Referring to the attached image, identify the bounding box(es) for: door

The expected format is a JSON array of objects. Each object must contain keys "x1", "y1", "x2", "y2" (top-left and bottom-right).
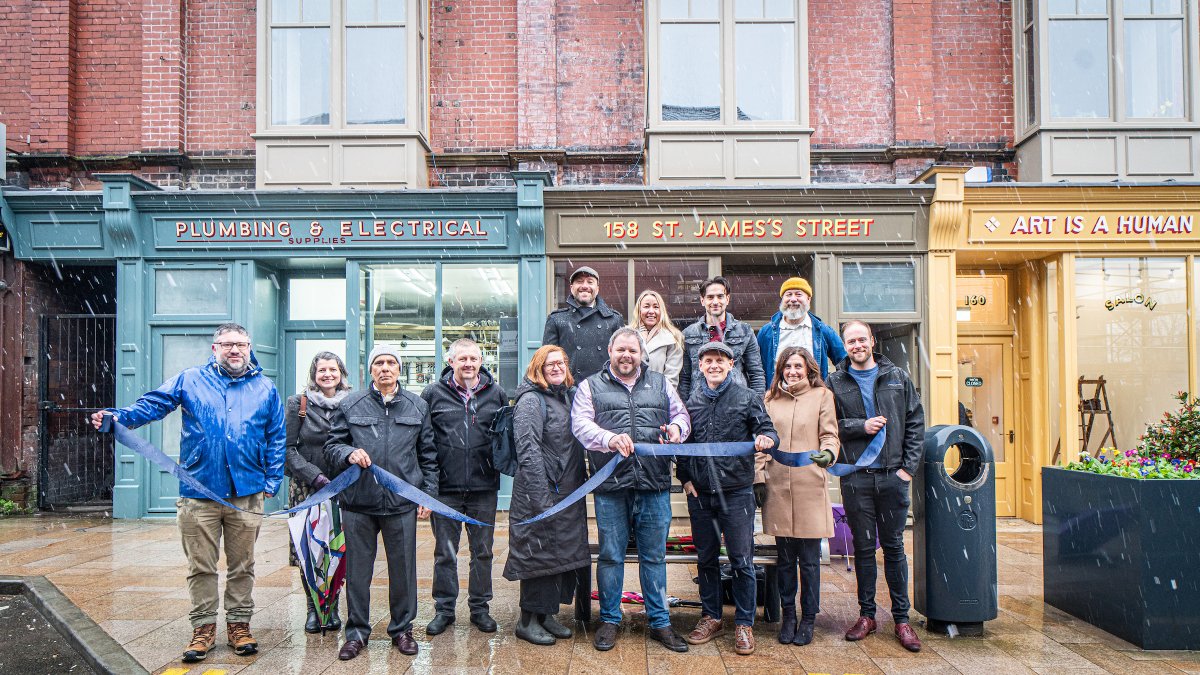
[{"x1": 958, "y1": 338, "x2": 1016, "y2": 517}]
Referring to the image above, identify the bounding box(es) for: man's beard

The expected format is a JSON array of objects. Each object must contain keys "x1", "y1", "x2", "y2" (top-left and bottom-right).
[
  {"x1": 219, "y1": 357, "x2": 248, "y2": 376},
  {"x1": 779, "y1": 301, "x2": 807, "y2": 323}
]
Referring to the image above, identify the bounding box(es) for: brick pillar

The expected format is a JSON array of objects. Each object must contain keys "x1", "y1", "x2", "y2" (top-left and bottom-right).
[
  {"x1": 893, "y1": 0, "x2": 935, "y2": 144},
  {"x1": 142, "y1": 0, "x2": 186, "y2": 153},
  {"x1": 517, "y1": 0, "x2": 558, "y2": 149},
  {"x1": 29, "y1": 0, "x2": 75, "y2": 154}
]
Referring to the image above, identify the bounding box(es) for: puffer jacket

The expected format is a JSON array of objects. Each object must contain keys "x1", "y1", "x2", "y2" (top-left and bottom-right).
[
  {"x1": 542, "y1": 296, "x2": 625, "y2": 382},
  {"x1": 324, "y1": 385, "x2": 439, "y2": 515},
  {"x1": 826, "y1": 354, "x2": 925, "y2": 477},
  {"x1": 110, "y1": 353, "x2": 285, "y2": 500},
  {"x1": 678, "y1": 380, "x2": 778, "y2": 493},
  {"x1": 503, "y1": 378, "x2": 590, "y2": 581},
  {"x1": 678, "y1": 313, "x2": 767, "y2": 397},
  {"x1": 580, "y1": 364, "x2": 676, "y2": 493},
  {"x1": 420, "y1": 366, "x2": 507, "y2": 493}
]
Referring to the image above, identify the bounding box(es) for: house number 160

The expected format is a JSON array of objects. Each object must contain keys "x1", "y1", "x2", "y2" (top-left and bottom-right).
[{"x1": 964, "y1": 294, "x2": 987, "y2": 306}]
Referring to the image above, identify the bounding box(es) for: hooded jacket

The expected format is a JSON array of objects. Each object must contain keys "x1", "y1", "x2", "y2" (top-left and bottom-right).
[
  {"x1": 420, "y1": 365, "x2": 507, "y2": 493},
  {"x1": 109, "y1": 353, "x2": 286, "y2": 500},
  {"x1": 826, "y1": 354, "x2": 925, "y2": 477},
  {"x1": 542, "y1": 296, "x2": 625, "y2": 382},
  {"x1": 756, "y1": 310, "x2": 846, "y2": 382}
]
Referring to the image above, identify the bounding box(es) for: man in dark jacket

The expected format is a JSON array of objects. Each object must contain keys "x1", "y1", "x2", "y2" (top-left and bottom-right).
[
  {"x1": 678, "y1": 341, "x2": 778, "y2": 656},
  {"x1": 571, "y1": 327, "x2": 692, "y2": 653},
  {"x1": 826, "y1": 320, "x2": 926, "y2": 653},
  {"x1": 324, "y1": 344, "x2": 438, "y2": 660},
  {"x1": 420, "y1": 338, "x2": 508, "y2": 635},
  {"x1": 543, "y1": 265, "x2": 625, "y2": 382},
  {"x1": 757, "y1": 276, "x2": 846, "y2": 382},
  {"x1": 679, "y1": 276, "x2": 766, "y2": 397}
]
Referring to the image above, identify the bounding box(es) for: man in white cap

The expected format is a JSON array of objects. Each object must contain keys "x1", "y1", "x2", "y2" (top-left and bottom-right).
[
  {"x1": 325, "y1": 344, "x2": 439, "y2": 660},
  {"x1": 543, "y1": 265, "x2": 625, "y2": 382}
]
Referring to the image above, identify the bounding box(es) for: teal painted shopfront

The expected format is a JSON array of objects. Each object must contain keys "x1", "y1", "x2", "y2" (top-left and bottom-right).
[{"x1": 1, "y1": 173, "x2": 550, "y2": 518}]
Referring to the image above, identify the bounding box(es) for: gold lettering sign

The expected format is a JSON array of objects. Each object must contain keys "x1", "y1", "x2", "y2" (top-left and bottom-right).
[{"x1": 554, "y1": 213, "x2": 916, "y2": 247}]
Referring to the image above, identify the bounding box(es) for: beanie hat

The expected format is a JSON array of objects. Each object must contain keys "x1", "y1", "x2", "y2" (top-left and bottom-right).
[
  {"x1": 779, "y1": 277, "x2": 813, "y2": 298},
  {"x1": 368, "y1": 343, "x2": 403, "y2": 367}
]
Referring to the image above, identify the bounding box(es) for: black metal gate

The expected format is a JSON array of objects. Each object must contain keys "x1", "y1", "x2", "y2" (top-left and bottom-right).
[{"x1": 38, "y1": 314, "x2": 116, "y2": 509}]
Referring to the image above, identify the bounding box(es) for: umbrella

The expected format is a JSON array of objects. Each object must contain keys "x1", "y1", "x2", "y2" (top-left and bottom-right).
[{"x1": 288, "y1": 501, "x2": 347, "y2": 630}]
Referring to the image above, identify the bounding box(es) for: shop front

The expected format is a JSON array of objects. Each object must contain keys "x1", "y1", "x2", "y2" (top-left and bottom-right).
[
  {"x1": 1, "y1": 173, "x2": 550, "y2": 518},
  {"x1": 925, "y1": 168, "x2": 1200, "y2": 523},
  {"x1": 545, "y1": 185, "x2": 933, "y2": 511}
]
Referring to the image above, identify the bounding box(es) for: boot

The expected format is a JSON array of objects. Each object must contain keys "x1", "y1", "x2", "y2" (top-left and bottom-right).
[
  {"x1": 515, "y1": 610, "x2": 556, "y2": 646},
  {"x1": 323, "y1": 595, "x2": 342, "y2": 632},
  {"x1": 778, "y1": 606, "x2": 797, "y2": 644},
  {"x1": 304, "y1": 593, "x2": 321, "y2": 634},
  {"x1": 539, "y1": 613, "x2": 573, "y2": 639}
]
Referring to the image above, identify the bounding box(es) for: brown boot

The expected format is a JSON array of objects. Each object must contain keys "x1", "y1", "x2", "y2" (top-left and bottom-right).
[
  {"x1": 182, "y1": 623, "x2": 216, "y2": 663},
  {"x1": 685, "y1": 616, "x2": 725, "y2": 645},
  {"x1": 227, "y1": 621, "x2": 259, "y2": 656},
  {"x1": 734, "y1": 625, "x2": 755, "y2": 655}
]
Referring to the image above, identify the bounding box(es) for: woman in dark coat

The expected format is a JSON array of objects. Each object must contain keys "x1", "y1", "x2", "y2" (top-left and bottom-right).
[
  {"x1": 503, "y1": 345, "x2": 590, "y2": 645},
  {"x1": 285, "y1": 351, "x2": 351, "y2": 634}
]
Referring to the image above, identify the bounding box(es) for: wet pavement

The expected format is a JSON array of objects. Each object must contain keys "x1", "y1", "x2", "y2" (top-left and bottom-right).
[
  {"x1": 0, "y1": 515, "x2": 1197, "y2": 675},
  {"x1": 0, "y1": 593, "x2": 96, "y2": 673}
]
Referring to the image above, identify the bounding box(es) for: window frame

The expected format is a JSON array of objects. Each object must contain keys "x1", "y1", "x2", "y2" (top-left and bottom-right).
[
  {"x1": 257, "y1": 0, "x2": 428, "y2": 136},
  {"x1": 1016, "y1": 0, "x2": 1200, "y2": 141},
  {"x1": 646, "y1": 0, "x2": 810, "y2": 133}
]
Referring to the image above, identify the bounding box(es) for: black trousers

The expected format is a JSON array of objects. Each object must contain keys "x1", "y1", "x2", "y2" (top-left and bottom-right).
[
  {"x1": 342, "y1": 509, "x2": 416, "y2": 641},
  {"x1": 519, "y1": 570, "x2": 579, "y2": 615},
  {"x1": 776, "y1": 536, "x2": 821, "y2": 619},
  {"x1": 431, "y1": 490, "x2": 498, "y2": 617},
  {"x1": 840, "y1": 468, "x2": 912, "y2": 624}
]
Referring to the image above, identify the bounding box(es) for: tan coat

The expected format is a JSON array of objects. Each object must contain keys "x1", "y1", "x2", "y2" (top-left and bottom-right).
[{"x1": 757, "y1": 381, "x2": 841, "y2": 539}]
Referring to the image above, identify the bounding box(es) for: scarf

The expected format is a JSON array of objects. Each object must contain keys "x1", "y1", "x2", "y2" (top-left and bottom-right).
[
  {"x1": 306, "y1": 388, "x2": 349, "y2": 410},
  {"x1": 702, "y1": 375, "x2": 733, "y2": 399}
]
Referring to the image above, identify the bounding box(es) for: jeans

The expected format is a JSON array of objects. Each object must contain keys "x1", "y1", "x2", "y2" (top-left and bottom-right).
[
  {"x1": 840, "y1": 469, "x2": 912, "y2": 624},
  {"x1": 593, "y1": 489, "x2": 672, "y2": 629},
  {"x1": 342, "y1": 509, "x2": 417, "y2": 641},
  {"x1": 431, "y1": 490, "x2": 498, "y2": 617},
  {"x1": 776, "y1": 536, "x2": 821, "y2": 619},
  {"x1": 176, "y1": 493, "x2": 263, "y2": 627},
  {"x1": 687, "y1": 486, "x2": 757, "y2": 626}
]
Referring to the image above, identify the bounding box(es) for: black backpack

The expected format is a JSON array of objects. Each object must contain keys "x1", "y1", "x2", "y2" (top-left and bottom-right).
[{"x1": 489, "y1": 392, "x2": 546, "y2": 477}]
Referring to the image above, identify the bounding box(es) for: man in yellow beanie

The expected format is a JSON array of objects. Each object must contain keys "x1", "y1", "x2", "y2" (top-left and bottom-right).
[{"x1": 756, "y1": 277, "x2": 846, "y2": 383}]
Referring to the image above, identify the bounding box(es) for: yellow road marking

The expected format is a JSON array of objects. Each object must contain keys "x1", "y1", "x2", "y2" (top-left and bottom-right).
[{"x1": 159, "y1": 670, "x2": 190, "y2": 675}]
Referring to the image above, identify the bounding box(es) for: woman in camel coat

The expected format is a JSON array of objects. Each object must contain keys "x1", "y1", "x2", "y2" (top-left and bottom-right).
[{"x1": 757, "y1": 345, "x2": 840, "y2": 647}]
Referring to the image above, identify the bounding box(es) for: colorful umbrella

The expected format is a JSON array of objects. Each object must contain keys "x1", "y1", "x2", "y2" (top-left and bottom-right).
[{"x1": 288, "y1": 501, "x2": 347, "y2": 630}]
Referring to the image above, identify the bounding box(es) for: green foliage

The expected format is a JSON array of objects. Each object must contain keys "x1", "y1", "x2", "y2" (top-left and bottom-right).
[
  {"x1": 0, "y1": 498, "x2": 30, "y2": 516},
  {"x1": 1140, "y1": 391, "x2": 1200, "y2": 464},
  {"x1": 1065, "y1": 391, "x2": 1200, "y2": 479}
]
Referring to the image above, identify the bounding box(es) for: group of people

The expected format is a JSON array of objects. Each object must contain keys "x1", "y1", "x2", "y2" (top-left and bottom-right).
[{"x1": 90, "y1": 264, "x2": 926, "y2": 665}]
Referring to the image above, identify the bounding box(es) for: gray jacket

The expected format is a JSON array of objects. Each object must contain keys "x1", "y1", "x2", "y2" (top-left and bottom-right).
[
  {"x1": 542, "y1": 296, "x2": 625, "y2": 382},
  {"x1": 678, "y1": 313, "x2": 767, "y2": 397}
]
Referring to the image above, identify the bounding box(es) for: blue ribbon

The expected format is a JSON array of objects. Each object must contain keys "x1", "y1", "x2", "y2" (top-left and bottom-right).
[{"x1": 827, "y1": 426, "x2": 885, "y2": 476}]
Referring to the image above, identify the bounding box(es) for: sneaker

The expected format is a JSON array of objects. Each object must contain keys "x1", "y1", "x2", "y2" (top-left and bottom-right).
[
  {"x1": 226, "y1": 621, "x2": 258, "y2": 656},
  {"x1": 685, "y1": 616, "x2": 725, "y2": 645},
  {"x1": 182, "y1": 623, "x2": 216, "y2": 663},
  {"x1": 734, "y1": 625, "x2": 755, "y2": 655}
]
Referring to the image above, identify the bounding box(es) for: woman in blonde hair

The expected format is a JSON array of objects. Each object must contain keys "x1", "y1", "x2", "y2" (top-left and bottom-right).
[
  {"x1": 758, "y1": 346, "x2": 839, "y2": 647},
  {"x1": 629, "y1": 289, "x2": 684, "y2": 389}
]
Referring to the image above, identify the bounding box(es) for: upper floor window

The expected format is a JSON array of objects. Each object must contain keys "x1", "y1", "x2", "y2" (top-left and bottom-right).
[
  {"x1": 653, "y1": 0, "x2": 802, "y2": 126},
  {"x1": 268, "y1": 0, "x2": 415, "y2": 128}
]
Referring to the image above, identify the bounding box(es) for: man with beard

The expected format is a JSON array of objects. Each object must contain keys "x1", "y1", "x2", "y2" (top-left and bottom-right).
[
  {"x1": 543, "y1": 266, "x2": 625, "y2": 382},
  {"x1": 571, "y1": 327, "x2": 692, "y2": 653},
  {"x1": 826, "y1": 320, "x2": 925, "y2": 653},
  {"x1": 91, "y1": 323, "x2": 285, "y2": 664},
  {"x1": 678, "y1": 277, "x2": 766, "y2": 397},
  {"x1": 757, "y1": 277, "x2": 846, "y2": 384}
]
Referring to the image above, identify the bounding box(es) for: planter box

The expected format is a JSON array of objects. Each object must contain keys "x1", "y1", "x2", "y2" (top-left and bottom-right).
[{"x1": 1042, "y1": 467, "x2": 1200, "y2": 650}]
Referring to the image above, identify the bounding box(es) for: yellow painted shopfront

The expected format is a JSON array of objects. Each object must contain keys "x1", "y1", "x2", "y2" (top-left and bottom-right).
[{"x1": 925, "y1": 168, "x2": 1200, "y2": 523}]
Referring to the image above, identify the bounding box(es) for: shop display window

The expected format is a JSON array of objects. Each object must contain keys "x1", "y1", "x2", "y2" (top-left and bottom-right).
[
  {"x1": 632, "y1": 259, "x2": 710, "y2": 327},
  {"x1": 442, "y1": 265, "x2": 519, "y2": 393},
  {"x1": 288, "y1": 278, "x2": 347, "y2": 321},
  {"x1": 154, "y1": 268, "x2": 229, "y2": 316},
  {"x1": 1075, "y1": 257, "x2": 1188, "y2": 449},
  {"x1": 841, "y1": 260, "x2": 917, "y2": 314}
]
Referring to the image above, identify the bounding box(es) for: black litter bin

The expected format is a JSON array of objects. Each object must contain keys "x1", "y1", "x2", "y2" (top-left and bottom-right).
[{"x1": 913, "y1": 424, "x2": 998, "y2": 636}]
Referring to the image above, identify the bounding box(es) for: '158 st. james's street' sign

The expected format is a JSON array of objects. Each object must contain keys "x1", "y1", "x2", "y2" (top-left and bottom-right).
[{"x1": 159, "y1": 215, "x2": 508, "y2": 249}]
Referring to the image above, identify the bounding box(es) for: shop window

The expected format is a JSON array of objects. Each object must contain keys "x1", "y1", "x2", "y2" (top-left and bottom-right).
[
  {"x1": 552, "y1": 260, "x2": 630, "y2": 319},
  {"x1": 363, "y1": 264, "x2": 436, "y2": 394},
  {"x1": 1074, "y1": 257, "x2": 1188, "y2": 450},
  {"x1": 442, "y1": 265, "x2": 519, "y2": 392},
  {"x1": 632, "y1": 259, "x2": 710, "y2": 328},
  {"x1": 288, "y1": 277, "x2": 347, "y2": 322},
  {"x1": 720, "y1": 261, "x2": 814, "y2": 329},
  {"x1": 292, "y1": 338, "x2": 348, "y2": 392},
  {"x1": 647, "y1": 0, "x2": 810, "y2": 183},
  {"x1": 840, "y1": 260, "x2": 917, "y2": 315},
  {"x1": 154, "y1": 268, "x2": 229, "y2": 316}
]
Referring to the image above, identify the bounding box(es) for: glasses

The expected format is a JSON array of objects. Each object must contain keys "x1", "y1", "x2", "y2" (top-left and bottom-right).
[
  {"x1": 544, "y1": 361, "x2": 567, "y2": 371},
  {"x1": 214, "y1": 341, "x2": 250, "y2": 351}
]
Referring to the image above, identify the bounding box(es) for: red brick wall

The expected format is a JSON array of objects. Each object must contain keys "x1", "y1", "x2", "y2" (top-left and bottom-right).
[
  {"x1": 28, "y1": 0, "x2": 76, "y2": 154},
  {"x1": 73, "y1": 0, "x2": 142, "y2": 155},
  {"x1": 810, "y1": 0, "x2": 894, "y2": 147},
  {"x1": 184, "y1": 0, "x2": 256, "y2": 153},
  {"x1": 932, "y1": 0, "x2": 1013, "y2": 146},
  {"x1": 0, "y1": 1, "x2": 32, "y2": 154},
  {"x1": 142, "y1": 0, "x2": 186, "y2": 153},
  {"x1": 431, "y1": 0, "x2": 518, "y2": 153}
]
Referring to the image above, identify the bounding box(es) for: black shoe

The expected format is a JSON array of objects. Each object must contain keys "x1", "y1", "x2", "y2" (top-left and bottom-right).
[
  {"x1": 393, "y1": 630, "x2": 418, "y2": 655},
  {"x1": 426, "y1": 614, "x2": 455, "y2": 636},
  {"x1": 648, "y1": 626, "x2": 689, "y2": 653},
  {"x1": 516, "y1": 610, "x2": 556, "y2": 645},
  {"x1": 540, "y1": 613, "x2": 573, "y2": 639},
  {"x1": 471, "y1": 612, "x2": 498, "y2": 633},
  {"x1": 304, "y1": 607, "x2": 321, "y2": 634},
  {"x1": 322, "y1": 597, "x2": 342, "y2": 632},
  {"x1": 593, "y1": 621, "x2": 619, "y2": 651},
  {"x1": 793, "y1": 618, "x2": 815, "y2": 646},
  {"x1": 778, "y1": 607, "x2": 797, "y2": 644},
  {"x1": 338, "y1": 638, "x2": 366, "y2": 661}
]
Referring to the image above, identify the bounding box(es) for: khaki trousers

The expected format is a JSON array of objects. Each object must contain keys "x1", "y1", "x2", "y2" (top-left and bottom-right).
[{"x1": 177, "y1": 493, "x2": 264, "y2": 627}]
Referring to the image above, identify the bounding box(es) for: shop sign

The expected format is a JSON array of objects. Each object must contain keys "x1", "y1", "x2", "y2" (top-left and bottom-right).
[
  {"x1": 970, "y1": 211, "x2": 1198, "y2": 243},
  {"x1": 1105, "y1": 294, "x2": 1158, "y2": 311},
  {"x1": 554, "y1": 212, "x2": 916, "y2": 247},
  {"x1": 156, "y1": 215, "x2": 508, "y2": 249},
  {"x1": 965, "y1": 377, "x2": 983, "y2": 387}
]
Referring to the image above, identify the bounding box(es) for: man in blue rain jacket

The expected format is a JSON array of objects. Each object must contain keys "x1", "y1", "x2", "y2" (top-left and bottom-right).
[{"x1": 91, "y1": 322, "x2": 285, "y2": 664}]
